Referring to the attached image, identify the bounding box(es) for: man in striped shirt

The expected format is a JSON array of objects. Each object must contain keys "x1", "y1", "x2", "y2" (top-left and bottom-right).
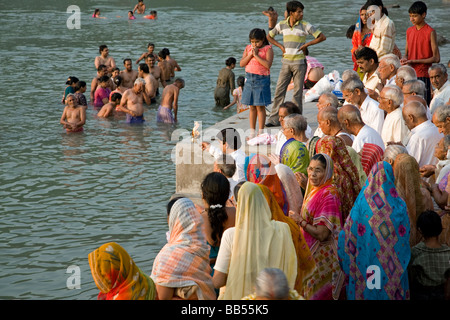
[{"x1": 266, "y1": 1, "x2": 326, "y2": 126}]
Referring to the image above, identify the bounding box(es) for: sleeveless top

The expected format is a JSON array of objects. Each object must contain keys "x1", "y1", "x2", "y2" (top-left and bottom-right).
[
  {"x1": 406, "y1": 23, "x2": 434, "y2": 78},
  {"x1": 244, "y1": 44, "x2": 271, "y2": 76}
]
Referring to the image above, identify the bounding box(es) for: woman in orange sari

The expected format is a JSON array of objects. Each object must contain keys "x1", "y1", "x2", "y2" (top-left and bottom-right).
[
  {"x1": 351, "y1": 4, "x2": 373, "y2": 78},
  {"x1": 259, "y1": 184, "x2": 316, "y2": 295},
  {"x1": 88, "y1": 242, "x2": 157, "y2": 300}
]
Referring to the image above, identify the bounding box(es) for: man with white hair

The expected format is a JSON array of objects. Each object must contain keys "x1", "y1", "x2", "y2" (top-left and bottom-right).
[
  {"x1": 313, "y1": 92, "x2": 339, "y2": 138},
  {"x1": 402, "y1": 100, "x2": 443, "y2": 167},
  {"x1": 341, "y1": 77, "x2": 384, "y2": 135},
  {"x1": 117, "y1": 77, "x2": 146, "y2": 123},
  {"x1": 429, "y1": 63, "x2": 450, "y2": 114},
  {"x1": 378, "y1": 85, "x2": 410, "y2": 147},
  {"x1": 395, "y1": 65, "x2": 417, "y2": 89},
  {"x1": 378, "y1": 53, "x2": 401, "y2": 86}
]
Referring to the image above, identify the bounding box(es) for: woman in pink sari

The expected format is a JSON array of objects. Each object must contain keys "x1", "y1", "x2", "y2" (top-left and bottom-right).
[{"x1": 289, "y1": 153, "x2": 345, "y2": 300}]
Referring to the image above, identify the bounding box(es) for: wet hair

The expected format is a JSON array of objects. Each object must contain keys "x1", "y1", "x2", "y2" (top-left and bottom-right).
[
  {"x1": 236, "y1": 76, "x2": 245, "y2": 88},
  {"x1": 225, "y1": 57, "x2": 236, "y2": 67},
  {"x1": 147, "y1": 42, "x2": 154, "y2": 48},
  {"x1": 110, "y1": 92, "x2": 122, "y2": 102},
  {"x1": 113, "y1": 75, "x2": 123, "y2": 87},
  {"x1": 139, "y1": 63, "x2": 149, "y2": 74},
  {"x1": 94, "y1": 9, "x2": 100, "y2": 15},
  {"x1": 66, "y1": 76, "x2": 79, "y2": 85},
  {"x1": 417, "y1": 210, "x2": 442, "y2": 238},
  {"x1": 75, "y1": 81, "x2": 86, "y2": 91},
  {"x1": 174, "y1": 78, "x2": 185, "y2": 86},
  {"x1": 355, "y1": 46, "x2": 378, "y2": 64},
  {"x1": 99, "y1": 45, "x2": 108, "y2": 54},
  {"x1": 158, "y1": 50, "x2": 167, "y2": 59},
  {"x1": 286, "y1": 1, "x2": 304, "y2": 15},
  {"x1": 128, "y1": 10, "x2": 134, "y2": 15},
  {"x1": 112, "y1": 67, "x2": 120, "y2": 73},
  {"x1": 249, "y1": 28, "x2": 269, "y2": 46},
  {"x1": 167, "y1": 197, "x2": 184, "y2": 216},
  {"x1": 123, "y1": 58, "x2": 132, "y2": 65},
  {"x1": 99, "y1": 75, "x2": 110, "y2": 83},
  {"x1": 408, "y1": 1, "x2": 427, "y2": 15},
  {"x1": 217, "y1": 127, "x2": 241, "y2": 150},
  {"x1": 233, "y1": 181, "x2": 246, "y2": 203},
  {"x1": 311, "y1": 153, "x2": 327, "y2": 168},
  {"x1": 279, "y1": 101, "x2": 301, "y2": 114},
  {"x1": 201, "y1": 172, "x2": 230, "y2": 246},
  {"x1": 150, "y1": 10, "x2": 157, "y2": 15},
  {"x1": 97, "y1": 64, "x2": 107, "y2": 72},
  {"x1": 162, "y1": 48, "x2": 170, "y2": 55},
  {"x1": 346, "y1": 24, "x2": 356, "y2": 39}
]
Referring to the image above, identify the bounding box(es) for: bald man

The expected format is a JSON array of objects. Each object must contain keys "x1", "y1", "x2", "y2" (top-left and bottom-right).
[
  {"x1": 317, "y1": 106, "x2": 353, "y2": 146},
  {"x1": 402, "y1": 101, "x2": 443, "y2": 167},
  {"x1": 337, "y1": 104, "x2": 385, "y2": 153}
]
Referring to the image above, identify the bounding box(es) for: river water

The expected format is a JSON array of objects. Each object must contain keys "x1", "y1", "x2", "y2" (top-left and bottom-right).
[{"x1": 0, "y1": 0, "x2": 449, "y2": 299}]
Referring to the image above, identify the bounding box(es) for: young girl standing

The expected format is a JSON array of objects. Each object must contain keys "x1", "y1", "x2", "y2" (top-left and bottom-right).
[{"x1": 240, "y1": 28, "x2": 273, "y2": 139}]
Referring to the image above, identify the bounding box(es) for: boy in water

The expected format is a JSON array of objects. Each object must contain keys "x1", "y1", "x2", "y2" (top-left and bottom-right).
[
  {"x1": 97, "y1": 93, "x2": 121, "y2": 118},
  {"x1": 60, "y1": 94, "x2": 86, "y2": 133},
  {"x1": 157, "y1": 78, "x2": 185, "y2": 123},
  {"x1": 136, "y1": 42, "x2": 158, "y2": 65}
]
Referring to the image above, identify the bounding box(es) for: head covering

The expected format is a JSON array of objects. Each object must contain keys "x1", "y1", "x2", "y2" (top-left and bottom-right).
[
  {"x1": 275, "y1": 163, "x2": 303, "y2": 214},
  {"x1": 258, "y1": 184, "x2": 316, "y2": 294},
  {"x1": 245, "y1": 153, "x2": 289, "y2": 215},
  {"x1": 360, "y1": 143, "x2": 384, "y2": 176},
  {"x1": 338, "y1": 161, "x2": 411, "y2": 300},
  {"x1": 151, "y1": 198, "x2": 216, "y2": 300},
  {"x1": 221, "y1": 182, "x2": 297, "y2": 300},
  {"x1": 316, "y1": 136, "x2": 362, "y2": 221},
  {"x1": 279, "y1": 138, "x2": 310, "y2": 175},
  {"x1": 300, "y1": 153, "x2": 345, "y2": 300},
  {"x1": 88, "y1": 242, "x2": 156, "y2": 300},
  {"x1": 308, "y1": 136, "x2": 320, "y2": 159},
  {"x1": 392, "y1": 153, "x2": 427, "y2": 247},
  {"x1": 346, "y1": 145, "x2": 367, "y2": 186}
]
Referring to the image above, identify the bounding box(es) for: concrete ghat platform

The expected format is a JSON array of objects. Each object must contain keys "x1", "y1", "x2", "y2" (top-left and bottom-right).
[{"x1": 173, "y1": 91, "x2": 319, "y2": 205}]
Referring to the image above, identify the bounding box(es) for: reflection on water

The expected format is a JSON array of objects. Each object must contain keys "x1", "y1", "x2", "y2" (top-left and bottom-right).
[{"x1": 1, "y1": 0, "x2": 449, "y2": 299}]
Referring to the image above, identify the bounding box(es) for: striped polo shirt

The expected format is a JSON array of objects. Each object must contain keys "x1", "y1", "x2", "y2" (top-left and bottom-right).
[{"x1": 269, "y1": 17, "x2": 322, "y2": 65}]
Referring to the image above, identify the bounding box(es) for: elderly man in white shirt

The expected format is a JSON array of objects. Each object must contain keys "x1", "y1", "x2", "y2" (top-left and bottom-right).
[
  {"x1": 341, "y1": 77, "x2": 384, "y2": 135},
  {"x1": 429, "y1": 63, "x2": 450, "y2": 114},
  {"x1": 337, "y1": 104, "x2": 385, "y2": 153},
  {"x1": 395, "y1": 65, "x2": 417, "y2": 89},
  {"x1": 378, "y1": 85, "x2": 410, "y2": 147},
  {"x1": 402, "y1": 100, "x2": 443, "y2": 167},
  {"x1": 378, "y1": 54, "x2": 400, "y2": 87},
  {"x1": 312, "y1": 92, "x2": 340, "y2": 138}
]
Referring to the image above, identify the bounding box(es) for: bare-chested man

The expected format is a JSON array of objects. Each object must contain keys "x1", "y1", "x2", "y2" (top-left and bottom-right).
[
  {"x1": 162, "y1": 48, "x2": 181, "y2": 79},
  {"x1": 117, "y1": 78, "x2": 146, "y2": 124},
  {"x1": 94, "y1": 45, "x2": 116, "y2": 75},
  {"x1": 120, "y1": 58, "x2": 139, "y2": 89},
  {"x1": 146, "y1": 54, "x2": 165, "y2": 89},
  {"x1": 138, "y1": 63, "x2": 158, "y2": 104},
  {"x1": 158, "y1": 50, "x2": 172, "y2": 86},
  {"x1": 90, "y1": 64, "x2": 114, "y2": 103},
  {"x1": 157, "y1": 78, "x2": 185, "y2": 123},
  {"x1": 60, "y1": 94, "x2": 86, "y2": 133}
]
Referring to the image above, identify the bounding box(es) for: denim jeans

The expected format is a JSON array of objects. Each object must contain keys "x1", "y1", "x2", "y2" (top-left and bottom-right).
[{"x1": 267, "y1": 61, "x2": 307, "y2": 125}]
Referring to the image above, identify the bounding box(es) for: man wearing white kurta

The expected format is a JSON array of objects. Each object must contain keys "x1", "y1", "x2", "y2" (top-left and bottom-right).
[
  {"x1": 429, "y1": 64, "x2": 450, "y2": 114},
  {"x1": 403, "y1": 101, "x2": 443, "y2": 167},
  {"x1": 379, "y1": 85, "x2": 410, "y2": 147}
]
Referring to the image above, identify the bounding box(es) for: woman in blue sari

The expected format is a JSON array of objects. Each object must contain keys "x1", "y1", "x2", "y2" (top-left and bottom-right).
[{"x1": 338, "y1": 161, "x2": 411, "y2": 300}]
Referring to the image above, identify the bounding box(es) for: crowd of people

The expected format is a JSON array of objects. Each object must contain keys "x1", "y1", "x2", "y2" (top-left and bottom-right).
[{"x1": 81, "y1": 0, "x2": 450, "y2": 300}]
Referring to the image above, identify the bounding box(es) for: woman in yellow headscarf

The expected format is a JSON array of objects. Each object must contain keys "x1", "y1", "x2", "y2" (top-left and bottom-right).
[
  {"x1": 212, "y1": 182, "x2": 297, "y2": 300},
  {"x1": 88, "y1": 242, "x2": 156, "y2": 300}
]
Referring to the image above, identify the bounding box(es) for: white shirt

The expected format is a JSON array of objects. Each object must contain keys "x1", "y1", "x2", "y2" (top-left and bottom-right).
[
  {"x1": 352, "y1": 124, "x2": 385, "y2": 153},
  {"x1": 359, "y1": 95, "x2": 385, "y2": 135},
  {"x1": 275, "y1": 130, "x2": 287, "y2": 156},
  {"x1": 214, "y1": 227, "x2": 235, "y2": 274},
  {"x1": 209, "y1": 145, "x2": 246, "y2": 183},
  {"x1": 386, "y1": 75, "x2": 396, "y2": 86},
  {"x1": 430, "y1": 80, "x2": 450, "y2": 114},
  {"x1": 381, "y1": 107, "x2": 410, "y2": 147},
  {"x1": 406, "y1": 120, "x2": 443, "y2": 167},
  {"x1": 363, "y1": 71, "x2": 381, "y2": 92}
]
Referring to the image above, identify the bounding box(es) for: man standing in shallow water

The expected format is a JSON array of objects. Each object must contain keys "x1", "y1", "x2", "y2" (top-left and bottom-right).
[
  {"x1": 157, "y1": 78, "x2": 185, "y2": 124},
  {"x1": 120, "y1": 58, "x2": 139, "y2": 89},
  {"x1": 117, "y1": 78, "x2": 146, "y2": 124}
]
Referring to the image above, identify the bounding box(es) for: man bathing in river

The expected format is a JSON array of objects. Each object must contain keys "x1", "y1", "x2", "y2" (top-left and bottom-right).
[
  {"x1": 157, "y1": 78, "x2": 185, "y2": 124},
  {"x1": 117, "y1": 78, "x2": 146, "y2": 124}
]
